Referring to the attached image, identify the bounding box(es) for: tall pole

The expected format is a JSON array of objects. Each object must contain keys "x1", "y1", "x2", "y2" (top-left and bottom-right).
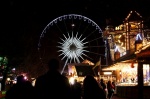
[
  {"x1": 105, "y1": 39, "x2": 108, "y2": 66},
  {"x1": 138, "y1": 61, "x2": 143, "y2": 99},
  {"x1": 98, "y1": 57, "x2": 101, "y2": 79}
]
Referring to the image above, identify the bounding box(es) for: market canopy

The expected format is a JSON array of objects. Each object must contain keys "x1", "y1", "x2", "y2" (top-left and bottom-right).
[{"x1": 102, "y1": 59, "x2": 137, "y2": 71}]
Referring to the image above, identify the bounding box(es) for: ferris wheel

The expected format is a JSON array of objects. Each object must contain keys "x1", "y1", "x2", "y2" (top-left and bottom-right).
[{"x1": 38, "y1": 14, "x2": 107, "y2": 74}]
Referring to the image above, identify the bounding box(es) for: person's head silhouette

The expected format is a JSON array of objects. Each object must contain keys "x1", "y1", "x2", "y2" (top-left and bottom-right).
[
  {"x1": 48, "y1": 58, "x2": 60, "y2": 71},
  {"x1": 17, "y1": 75, "x2": 25, "y2": 84},
  {"x1": 100, "y1": 79, "x2": 104, "y2": 82}
]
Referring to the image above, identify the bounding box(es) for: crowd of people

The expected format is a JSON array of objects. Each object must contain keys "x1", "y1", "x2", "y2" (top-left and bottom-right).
[{"x1": 5, "y1": 58, "x2": 115, "y2": 99}]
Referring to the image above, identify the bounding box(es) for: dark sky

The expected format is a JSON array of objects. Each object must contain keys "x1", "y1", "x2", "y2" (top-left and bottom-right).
[
  {"x1": 0, "y1": 0, "x2": 150, "y2": 76},
  {"x1": 1, "y1": 0, "x2": 150, "y2": 32}
]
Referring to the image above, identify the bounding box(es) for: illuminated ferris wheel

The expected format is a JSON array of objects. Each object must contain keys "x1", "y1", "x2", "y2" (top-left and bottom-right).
[{"x1": 38, "y1": 14, "x2": 107, "y2": 73}]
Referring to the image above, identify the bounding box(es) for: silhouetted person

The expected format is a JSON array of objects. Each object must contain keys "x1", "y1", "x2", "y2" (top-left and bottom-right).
[
  {"x1": 82, "y1": 75, "x2": 106, "y2": 99},
  {"x1": 34, "y1": 58, "x2": 71, "y2": 99},
  {"x1": 100, "y1": 79, "x2": 107, "y2": 98},
  {"x1": 112, "y1": 81, "x2": 116, "y2": 90},
  {"x1": 107, "y1": 80, "x2": 115, "y2": 99},
  {"x1": 5, "y1": 75, "x2": 34, "y2": 99},
  {"x1": 71, "y1": 79, "x2": 82, "y2": 99},
  {"x1": 100, "y1": 79, "x2": 106, "y2": 90}
]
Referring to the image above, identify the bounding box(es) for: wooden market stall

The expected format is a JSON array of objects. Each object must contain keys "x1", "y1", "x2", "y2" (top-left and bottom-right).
[
  {"x1": 67, "y1": 59, "x2": 100, "y2": 84},
  {"x1": 102, "y1": 43, "x2": 150, "y2": 99},
  {"x1": 101, "y1": 10, "x2": 150, "y2": 99}
]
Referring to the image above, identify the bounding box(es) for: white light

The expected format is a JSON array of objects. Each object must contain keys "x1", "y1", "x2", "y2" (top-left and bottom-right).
[
  {"x1": 58, "y1": 32, "x2": 88, "y2": 63},
  {"x1": 69, "y1": 77, "x2": 75, "y2": 85},
  {"x1": 12, "y1": 68, "x2": 15, "y2": 70},
  {"x1": 7, "y1": 78, "x2": 10, "y2": 81},
  {"x1": 136, "y1": 33, "x2": 142, "y2": 40},
  {"x1": 104, "y1": 72, "x2": 112, "y2": 75},
  {"x1": 24, "y1": 76, "x2": 27, "y2": 80}
]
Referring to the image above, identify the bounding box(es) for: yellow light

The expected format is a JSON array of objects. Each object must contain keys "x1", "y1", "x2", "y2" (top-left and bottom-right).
[
  {"x1": 104, "y1": 72, "x2": 112, "y2": 75},
  {"x1": 69, "y1": 77, "x2": 75, "y2": 85},
  {"x1": 7, "y1": 78, "x2": 10, "y2": 81}
]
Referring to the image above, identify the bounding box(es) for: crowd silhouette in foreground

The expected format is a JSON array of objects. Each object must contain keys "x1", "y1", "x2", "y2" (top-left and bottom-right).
[
  {"x1": 82, "y1": 75, "x2": 106, "y2": 99},
  {"x1": 5, "y1": 58, "x2": 115, "y2": 99},
  {"x1": 5, "y1": 75, "x2": 34, "y2": 99},
  {"x1": 34, "y1": 58, "x2": 71, "y2": 99}
]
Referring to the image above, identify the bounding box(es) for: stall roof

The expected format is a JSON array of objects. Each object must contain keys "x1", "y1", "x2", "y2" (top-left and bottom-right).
[
  {"x1": 75, "y1": 65, "x2": 99, "y2": 77},
  {"x1": 135, "y1": 42, "x2": 150, "y2": 58},
  {"x1": 102, "y1": 42, "x2": 150, "y2": 71},
  {"x1": 125, "y1": 10, "x2": 143, "y2": 21},
  {"x1": 102, "y1": 59, "x2": 138, "y2": 71},
  {"x1": 113, "y1": 53, "x2": 136, "y2": 64}
]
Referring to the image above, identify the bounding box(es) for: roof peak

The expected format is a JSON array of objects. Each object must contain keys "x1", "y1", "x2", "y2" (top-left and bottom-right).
[{"x1": 125, "y1": 10, "x2": 143, "y2": 21}]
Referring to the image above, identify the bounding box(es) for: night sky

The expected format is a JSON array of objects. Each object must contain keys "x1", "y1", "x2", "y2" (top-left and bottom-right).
[{"x1": 0, "y1": 0, "x2": 150, "y2": 77}]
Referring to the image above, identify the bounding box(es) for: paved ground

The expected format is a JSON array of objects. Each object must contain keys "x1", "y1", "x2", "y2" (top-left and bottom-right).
[
  {"x1": 0, "y1": 92, "x2": 128, "y2": 99},
  {"x1": 0, "y1": 95, "x2": 128, "y2": 99},
  {"x1": 112, "y1": 94, "x2": 128, "y2": 99}
]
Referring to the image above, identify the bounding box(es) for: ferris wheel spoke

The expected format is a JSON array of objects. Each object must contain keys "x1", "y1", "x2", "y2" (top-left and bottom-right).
[
  {"x1": 73, "y1": 52, "x2": 80, "y2": 63},
  {"x1": 63, "y1": 34, "x2": 68, "y2": 40},
  {"x1": 88, "y1": 51, "x2": 105, "y2": 56},
  {"x1": 78, "y1": 54, "x2": 84, "y2": 60},
  {"x1": 80, "y1": 36, "x2": 86, "y2": 43},
  {"x1": 82, "y1": 53, "x2": 93, "y2": 60},
  {"x1": 61, "y1": 50, "x2": 71, "y2": 60},
  {"x1": 71, "y1": 16, "x2": 74, "y2": 32},
  {"x1": 82, "y1": 23, "x2": 90, "y2": 35},
  {"x1": 54, "y1": 22, "x2": 64, "y2": 34},
  {"x1": 86, "y1": 45, "x2": 106, "y2": 48},
  {"x1": 76, "y1": 18, "x2": 83, "y2": 32},
  {"x1": 88, "y1": 37, "x2": 103, "y2": 43},
  {"x1": 61, "y1": 58, "x2": 69, "y2": 74},
  {"x1": 63, "y1": 19, "x2": 69, "y2": 33},
  {"x1": 86, "y1": 29, "x2": 97, "y2": 38}
]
